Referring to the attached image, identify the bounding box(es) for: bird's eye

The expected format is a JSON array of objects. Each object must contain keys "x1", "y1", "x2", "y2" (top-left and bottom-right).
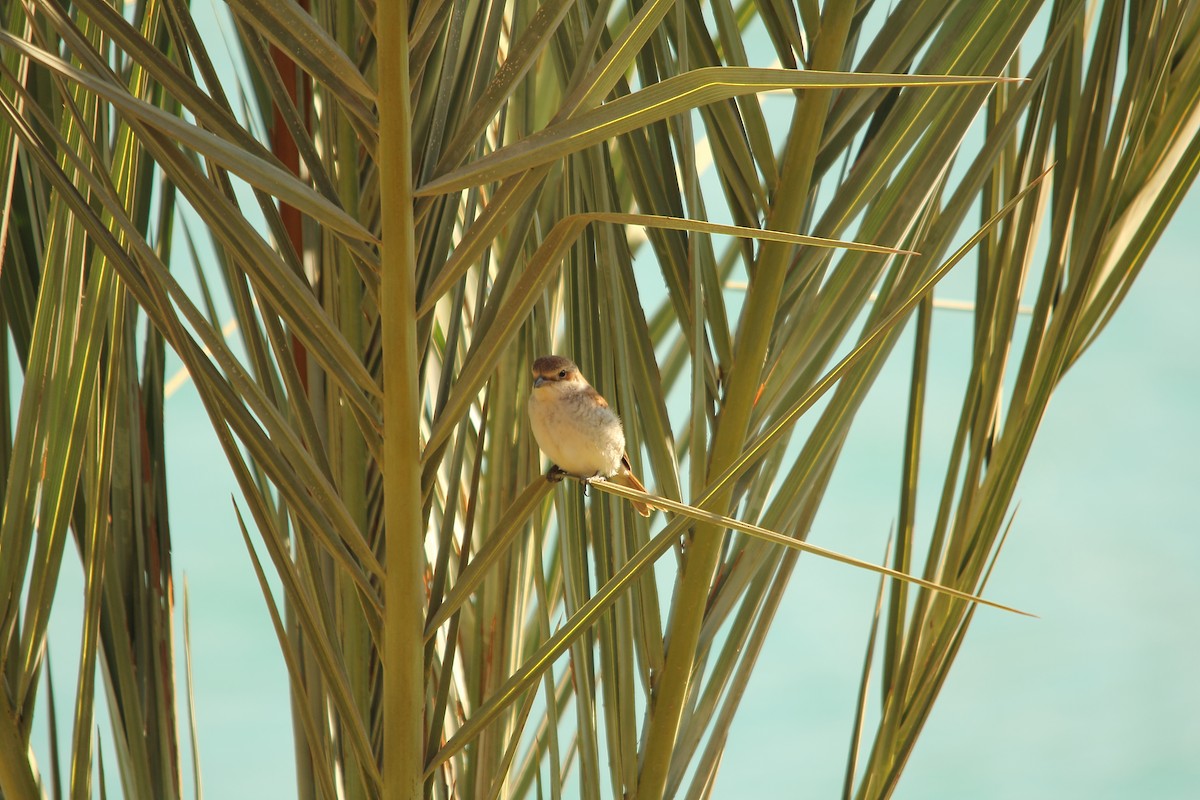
[{"x1": 558, "y1": 369, "x2": 567, "y2": 378}]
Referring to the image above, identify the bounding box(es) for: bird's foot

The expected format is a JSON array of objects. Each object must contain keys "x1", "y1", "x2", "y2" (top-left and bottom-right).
[
  {"x1": 546, "y1": 465, "x2": 568, "y2": 483},
  {"x1": 581, "y1": 471, "x2": 607, "y2": 496}
]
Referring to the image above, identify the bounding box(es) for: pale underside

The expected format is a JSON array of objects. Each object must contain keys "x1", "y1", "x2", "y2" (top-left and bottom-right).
[{"x1": 528, "y1": 384, "x2": 626, "y2": 477}]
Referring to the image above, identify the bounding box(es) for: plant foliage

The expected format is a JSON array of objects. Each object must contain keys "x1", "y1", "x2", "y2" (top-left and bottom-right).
[{"x1": 0, "y1": 1, "x2": 1197, "y2": 798}]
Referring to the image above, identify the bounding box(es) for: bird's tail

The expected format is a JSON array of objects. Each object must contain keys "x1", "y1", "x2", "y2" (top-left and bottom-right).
[{"x1": 611, "y1": 467, "x2": 653, "y2": 517}]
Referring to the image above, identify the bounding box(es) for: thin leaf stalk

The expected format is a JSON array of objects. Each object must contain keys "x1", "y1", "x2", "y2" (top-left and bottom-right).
[
  {"x1": 378, "y1": 0, "x2": 423, "y2": 797},
  {"x1": 324, "y1": 3, "x2": 373, "y2": 798},
  {"x1": 883, "y1": 295, "x2": 931, "y2": 692},
  {"x1": 68, "y1": 262, "x2": 125, "y2": 800},
  {"x1": 636, "y1": 5, "x2": 854, "y2": 798}
]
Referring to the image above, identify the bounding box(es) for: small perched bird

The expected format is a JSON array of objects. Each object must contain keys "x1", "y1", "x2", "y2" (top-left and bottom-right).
[{"x1": 528, "y1": 355, "x2": 652, "y2": 517}]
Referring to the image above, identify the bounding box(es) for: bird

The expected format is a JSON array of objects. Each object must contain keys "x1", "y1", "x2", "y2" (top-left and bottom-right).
[{"x1": 527, "y1": 354, "x2": 652, "y2": 517}]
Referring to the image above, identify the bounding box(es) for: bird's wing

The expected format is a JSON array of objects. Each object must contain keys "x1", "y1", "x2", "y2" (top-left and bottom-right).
[{"x1": 583, "y1": 384, "x2": 609, "y2": 408}]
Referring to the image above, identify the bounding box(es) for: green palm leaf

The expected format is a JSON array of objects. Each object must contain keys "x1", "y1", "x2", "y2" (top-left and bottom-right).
[{"x1": 1, "y1": 1, "x2": 1196, "y2": 798}]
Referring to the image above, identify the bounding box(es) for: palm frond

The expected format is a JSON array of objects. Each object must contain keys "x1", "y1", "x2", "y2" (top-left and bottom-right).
[{"x1": 1, "y1": 1, "x2": 1196, "y2": 798}]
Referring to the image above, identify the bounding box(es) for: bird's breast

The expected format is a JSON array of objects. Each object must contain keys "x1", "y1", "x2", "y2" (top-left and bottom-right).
[{"x1": 528, "y1": 387, "x2": 625, "y2": 477}]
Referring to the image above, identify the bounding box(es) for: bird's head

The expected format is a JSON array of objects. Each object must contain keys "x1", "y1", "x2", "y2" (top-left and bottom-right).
[{"x1": 531, "y1": 355, "x2": 585, "y2": 390}]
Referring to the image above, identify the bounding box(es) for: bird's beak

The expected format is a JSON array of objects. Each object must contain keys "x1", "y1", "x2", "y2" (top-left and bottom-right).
[{"x1": 533, "y1": 376, "x2": 546, "y2": 389}]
